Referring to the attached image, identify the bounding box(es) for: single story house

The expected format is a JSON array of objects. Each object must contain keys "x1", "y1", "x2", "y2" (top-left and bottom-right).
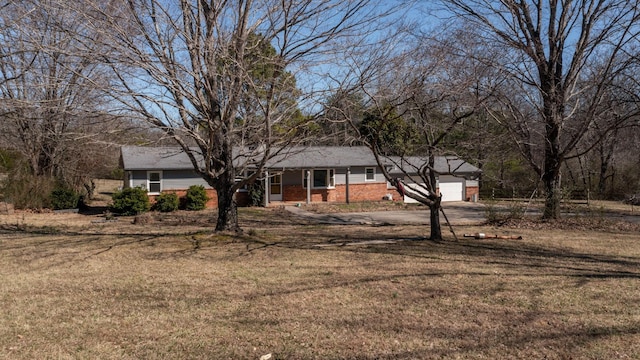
[{"x1": 119, "y1": 146, "x2": 481, "y2": 207}]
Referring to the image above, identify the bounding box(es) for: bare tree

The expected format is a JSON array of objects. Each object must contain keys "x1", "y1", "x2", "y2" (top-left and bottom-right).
[
  {"x1": 0, "y1": 0, "x2": 124, "y2": 194},
  {"x1": 346, "y1": 32, "x2": 494, "y2": 240},
  {"x1": 84, "y1": 0, "x2": 399, "y2": 231},
  {"x1": 441, "y1": 0, "x2": 640, "y2": 218}
]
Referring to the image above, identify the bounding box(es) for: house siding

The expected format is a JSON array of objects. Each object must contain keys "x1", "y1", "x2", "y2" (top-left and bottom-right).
[
  {"x1": 279, "y1": 167, "x2": 386, "y2": 187},
  {"x1": 128, "y1": 170, "x2": 147, "y2": 189},
  {"x1": 127, "y1": 169, "x2": 211, "y2": 191},
  {"x1": 163, "y1": 170, "x2": 210, "y2": 190}
]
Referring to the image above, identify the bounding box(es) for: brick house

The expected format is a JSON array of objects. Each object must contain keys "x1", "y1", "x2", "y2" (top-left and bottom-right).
[{"x1": 119, "y1": 146, "x2": 481, "y2": 207}]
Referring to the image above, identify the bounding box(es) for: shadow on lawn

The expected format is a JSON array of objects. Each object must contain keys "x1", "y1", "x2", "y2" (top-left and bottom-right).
[
  {"x1": 3, "y1": 212, "x2": 639, "y2": 359},
  {"x1": 232, "y1": 227, "x2": 640, "y2": 359},
  {"x1": 234, "y1": 224, "x2": 640, "y2": 282},
  {"x1": 2, "y1": 215, "x2": 640, "y2": 281},
  {"x1": 348, "y1": 323, "x2": 640, "y2": 360}
]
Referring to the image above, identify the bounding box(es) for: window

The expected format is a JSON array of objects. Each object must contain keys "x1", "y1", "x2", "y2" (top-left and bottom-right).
[
  {"x1": 365, "y1": 167, "x2": 375, "y2": 181},
  {"x1": 313, "y1": 170, "x2": 327, "y2": 187},
  {"x1": 303, "y1": 169, "x2": 335, "y2": 188},
  {"x1": 147, "y1": 171, "x2": 162, "y2": 194}
]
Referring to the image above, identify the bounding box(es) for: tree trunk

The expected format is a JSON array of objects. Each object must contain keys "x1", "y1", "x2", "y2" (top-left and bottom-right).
[
  {"x1": 542, "y1": 126, "x2": 562, "y2": 219},
  {"x1": 541, "y1": 82, "x2": 564, "y2": 220},
  {"x1": 212, "y1": 140, "x2": 240, "y2": 232},
  {"x1": 429, "y1": 204, "x2": 443, "y2": 240},
  {"x1": 215, "y1": 179, "x2": 240, "y2": 232},
  {"x1": 542, "y1": 167, "x2": 561, "y2": 219},
  {"x1": 428, "y1": 195, "x2": 443, "y2": 240}
]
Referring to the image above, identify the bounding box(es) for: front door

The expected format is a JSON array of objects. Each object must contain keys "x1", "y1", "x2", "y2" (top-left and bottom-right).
[{"x1": 269, "y1": 174, "x2": 282, "y2": 201}]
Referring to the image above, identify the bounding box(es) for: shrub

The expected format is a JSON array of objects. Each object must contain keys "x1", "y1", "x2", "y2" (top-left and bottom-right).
[
  {"x1": 153, "y1": 192, "x2": 179, "y2": 212},
  {"x1": 484, "y1": 199, "x2": 525, "y2": 225},
  {"x1": 110, "y1": 187, "x2": 150, "y2": 216},
  {"x1": 185, "y1": 185, "x2": 209, "y2": 211},
  {"x1": 1, "y1": 171, "x2": 56, "y2": 209},
  {"x1": 50, "y1": 188, "x2": 80, "y2": 210},
  {"x1": 248, "y1": 182, "x2": 264, "y2": 207}
]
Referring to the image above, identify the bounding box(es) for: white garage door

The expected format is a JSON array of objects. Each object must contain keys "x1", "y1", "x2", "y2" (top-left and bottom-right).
[{"x1": 439, "y1": 180, "x2": 463, "y2": 202}]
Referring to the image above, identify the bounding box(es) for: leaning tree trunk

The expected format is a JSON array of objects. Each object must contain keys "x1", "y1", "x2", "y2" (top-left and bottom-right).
[{"x1": 428, "y1": 198, "x2": 443, "y2": 241}]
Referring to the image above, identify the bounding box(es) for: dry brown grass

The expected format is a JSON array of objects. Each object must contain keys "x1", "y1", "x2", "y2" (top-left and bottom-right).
[
  {"x1": 1, "y1": 206, "x2": 639, "y2": 359},
  {"x1": 302, "y1": 201, "x2": 420, "y2": 214}
]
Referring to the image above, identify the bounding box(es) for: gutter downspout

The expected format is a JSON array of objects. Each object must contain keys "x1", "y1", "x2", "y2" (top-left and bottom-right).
[
  {"x1": 346, "y1": 167, "x2": 350, "y2": 204},
  {"x1": 264, "y1": 170, "x2": 269, "y2": 207},
  {"x1": 306, "y1": 170, "x2": 311, "y2": 204}
]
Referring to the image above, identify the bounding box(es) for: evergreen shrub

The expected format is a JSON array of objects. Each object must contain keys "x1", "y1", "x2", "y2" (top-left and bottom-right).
[
  {"x1": 153, "y1": 192, "x2": 179, "y2": 212},
  {"x1": 110, "y1": 187, "x2": 150, "y2": 215},
  {"x1": 50, "y1": 188, "x2": 80, "y2": 210},
  {"x1": 185, "y1": 185, "x2": 209, "y2": 211}
]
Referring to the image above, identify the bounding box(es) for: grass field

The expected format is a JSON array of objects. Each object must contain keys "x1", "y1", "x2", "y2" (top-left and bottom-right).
[{"x1": 1, "y1": 202, "x2": 639, "y2": 359}]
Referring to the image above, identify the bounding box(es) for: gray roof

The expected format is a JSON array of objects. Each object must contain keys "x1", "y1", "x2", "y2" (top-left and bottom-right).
[
  {"x1": 120, "y1": 146, "x2": 196, "y2": 170},
  {"x1": 389, "y1": 156, "x2": 480, "y2": 175},
  {"x1": 120, "y1": 146, "x2": 480, "y2": 175},
  {"x1": 267, "y1": 146, "x2": 379, "y2": 168}
]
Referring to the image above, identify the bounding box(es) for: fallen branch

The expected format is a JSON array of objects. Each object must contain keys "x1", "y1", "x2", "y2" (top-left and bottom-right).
[{"x1": 464, "y1": 233, "x2": 522, "y2": 240}]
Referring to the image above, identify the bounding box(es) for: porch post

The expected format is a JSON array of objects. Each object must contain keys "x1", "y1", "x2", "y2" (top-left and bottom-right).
[
  {"x1": 306, "y1": 170, "x2": 311, "y2": 204},
  {"x1": 264, "y1": 170, "x2": 269, "y2": 207},
  {"x1": 346, "y1": 167, "x2": 350, "y2": 204}
]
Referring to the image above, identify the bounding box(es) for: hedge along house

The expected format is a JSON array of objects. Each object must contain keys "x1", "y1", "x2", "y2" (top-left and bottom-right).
[{"x1": 119, "y1": 146, "x2": 481, "y2": 207}]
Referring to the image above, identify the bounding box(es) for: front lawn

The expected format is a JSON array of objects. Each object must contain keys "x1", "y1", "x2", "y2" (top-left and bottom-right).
[{"x1": 1, "y1": 208, "x2": 639, "y2": 359}]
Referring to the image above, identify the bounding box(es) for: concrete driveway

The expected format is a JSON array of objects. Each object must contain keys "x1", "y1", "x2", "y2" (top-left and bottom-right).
[{"x1": 285, "y1": 202, "x2": 486, "y2": 226}]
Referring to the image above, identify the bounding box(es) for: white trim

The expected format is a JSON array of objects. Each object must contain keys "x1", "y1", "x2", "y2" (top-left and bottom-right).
[
  {"x1": 269, "y1": 173, "x2": 283, "y2": 201},
  {"x1": 365, "y1": 167, "x2": 375, "y2": 181},
  {"x1": 147, "y1": 170, "x2": 162, "y2": 195},
  {"x1": 303, "y1": 169, "x2": 335, "y2": 189}
]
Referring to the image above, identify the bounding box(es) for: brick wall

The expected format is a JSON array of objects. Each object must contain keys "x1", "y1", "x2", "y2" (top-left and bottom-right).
[
  {"x1": 335, "y1": 183, "x2": 402, "y2": 202},
  {"x1": 282, "y1": 185, "x2": 337, "y2": 202},
  {"x1": 283, "y1": 183, "x2": 402, "y2": 203},
  {"x1": 465, "y1": 186, "x2": 480, "y2": 202}
]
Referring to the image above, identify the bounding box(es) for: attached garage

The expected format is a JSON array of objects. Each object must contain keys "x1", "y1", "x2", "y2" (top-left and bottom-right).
[
  {"x1": 402, "y1": 175, "x2": 466, "y2": 203},
  {"x1": 438, "y1": 176, "x2": 464, "y2": 202}
]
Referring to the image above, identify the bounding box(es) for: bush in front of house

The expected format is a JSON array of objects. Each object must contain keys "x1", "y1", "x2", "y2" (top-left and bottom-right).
[
  {"x1": 185, "y1": 185, "x2": 209, "y2": 211},
  {"x1": 50, "y1": 187, "x2": 80, "y2": 210},
  {"x1": 110, "y1": 187, "x2": 150, "y2": 216},
  {"x1": 248, "y1": 182, "x2": 264, "y2": 207},
  {"x1": 153, "y1": 192, "x2": 179, "y2": 212}
]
